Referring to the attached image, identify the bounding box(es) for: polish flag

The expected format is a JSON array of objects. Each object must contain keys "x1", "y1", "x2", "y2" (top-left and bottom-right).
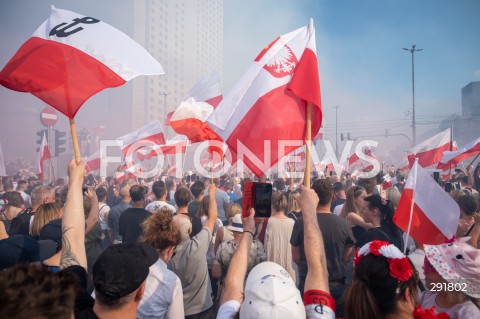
[
  {"x1": 347, "y1": 147, "x2": 375, "y2": 172},
  {"x1": 116, "y1": 121, "x2": 166, "y2": 156},
  {"x1": 85, "y1": 150, "x2": 101, "y2": 173},
  {"x1": 136, "y1": 137, "x2": 188, "y2": 161},
  {"x1": 206, "y1": 20, "x2": 321, "y2": 177},
  {"x1": 0, "y1": 143, "x2": 6, "y2": 177},
  {"x1": 37, "y1": 132, "x2": 52, "y2": 182},
  {"x1": 393, "y1": 160, "x2": 460, "y2": 245},
  {"x1": 437, "y1": 136, "x2": 480, "y2": 170},
  {"x1": 0, "y1": 6, "x2": 164, "y2": 118},
  {"x1": 183, "y1": 72, "x2": 222, "y2": 108},
  {"x1": 169, "y1": 72, "x2": 223, "y2": 143},
  {"x1": 407, "y1": 128, "x2": 452, "y2": 169}
]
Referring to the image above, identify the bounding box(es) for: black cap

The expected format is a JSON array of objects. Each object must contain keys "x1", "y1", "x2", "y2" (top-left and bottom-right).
[
  {"x1": 39, "y1": 219, "x2": 62, "y2": 247},
  {"x1": 93, "y1": 242, "x2": 158, "y2": 298},
  {"x1": 0, "y1": 235, "x2": 56, "y2": 269}
]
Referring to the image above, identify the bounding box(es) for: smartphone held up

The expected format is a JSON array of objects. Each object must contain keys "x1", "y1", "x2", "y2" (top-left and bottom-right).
[{"x1": 242, "y1": 182, "x2": 273, "y2": 219}]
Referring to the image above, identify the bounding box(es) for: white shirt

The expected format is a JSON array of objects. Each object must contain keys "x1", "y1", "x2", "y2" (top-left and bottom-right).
[
  {"x1": 138, "y1": 258, "x2": 184, "y2": 319},
  {"x1": 145, "y1": 200, "x2": 176, "y2": 214},
  {"x1": 333, "y1": 204, "x2": 344, "y2": 216},
  {"x1": 98, "y1": 202, "x2": 110, "y2": 231}
]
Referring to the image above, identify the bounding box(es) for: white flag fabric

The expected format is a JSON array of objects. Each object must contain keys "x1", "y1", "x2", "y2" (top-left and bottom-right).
[
  {"x1": 393, "y1": 160, "x2": 460, "y2": 245},
  {"x1": 0, "y1": 143, "x2": 6, "y2": 176},
  {"x1": 0, "y1": 6, "x2": 164, "y2": 118}
]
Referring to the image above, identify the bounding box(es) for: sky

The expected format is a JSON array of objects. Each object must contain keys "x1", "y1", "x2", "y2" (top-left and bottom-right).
[{"x1": 0, "y1": 0, "x2": 479, "y2": 169}]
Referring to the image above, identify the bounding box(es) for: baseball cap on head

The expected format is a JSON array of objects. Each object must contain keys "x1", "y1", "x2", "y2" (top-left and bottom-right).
[
  {"x1": 93, "y1": 242, "x2": 158, "y2": 299},
  {"x1": 240, "y1": 261, "x2": 305, "y2": 319},
  {"x1": 0, "y1": 235, "x2": 56, "y2": 269}
]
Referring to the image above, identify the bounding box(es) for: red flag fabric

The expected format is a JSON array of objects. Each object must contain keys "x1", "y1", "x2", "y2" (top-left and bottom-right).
[
  {"x1": 0, "y1": 6, "x2": 163, "y2": 118},
  {"x1": 437, "y1": 136, "x2": 480, "y2": 170},
  {"x1": 206, "y1": 20, "x2": 321, "y2": 177},
  {"x1": 37, "y1": 132, "x2": 51, "y2": 181},
  {"x1": 393, "y1": 160, "x2": 460, "y2": 245},
  {"x1": 406, "y1": 128, "x2": 452, "y2": 168}
]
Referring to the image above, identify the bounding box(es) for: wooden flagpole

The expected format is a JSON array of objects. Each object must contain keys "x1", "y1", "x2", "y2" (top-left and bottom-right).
[
  {"x1": 304, "y1": 103, "x2": 312, "y2": 188},
  {"x1": 69, "y1": 118, "x2": 82, "y2": 164}
]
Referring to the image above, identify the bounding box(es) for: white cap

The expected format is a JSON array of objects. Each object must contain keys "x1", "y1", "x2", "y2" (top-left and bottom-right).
[{"x1": 240, "y1": 262, "x2": 305, "y2": 319}]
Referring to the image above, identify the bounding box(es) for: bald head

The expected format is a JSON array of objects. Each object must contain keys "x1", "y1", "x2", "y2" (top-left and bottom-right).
[{"x1": 173, "y1": 214, "x2": 192, "y2": 241}]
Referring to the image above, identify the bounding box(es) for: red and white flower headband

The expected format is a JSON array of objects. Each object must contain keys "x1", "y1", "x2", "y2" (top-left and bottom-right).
[{"x1": 354, "y1": 240, "x2": 413, "y2": 282}]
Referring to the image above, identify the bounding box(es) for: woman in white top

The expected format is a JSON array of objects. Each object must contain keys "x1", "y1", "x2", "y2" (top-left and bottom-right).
[
  {"x1": 264, "y1": 191, "x2": 296, "y2": 282},
  {"x1": 96, "y1": 187, "x2": 111, "y2": 250},
  {"x1": 137, "y1": 209, "x2": 184, "y2": 319}
]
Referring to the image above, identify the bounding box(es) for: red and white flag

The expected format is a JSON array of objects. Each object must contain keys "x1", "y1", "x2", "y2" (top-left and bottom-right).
[
  {"x1": 37, "y1": 132, "x2": 52, "y2": 181},
  {"x1": 183, "y1": 72, "x2": 222, "y2": 108},
  {"x1": 169, "y1": 72, "x2": 223, "y2": 143},
  {"x1": 347, "y1": 147, "x2": 375, "y2": 172},
  {"x1": 85, "y1": 150, "x2": 101, "y2": 173},
  {"x1": 136, "y1": 137, "x2": 188, "y2": 161},
  {"x1": 116, "y1": 121, "x2": 166, "y2": 156},
  {"x1": 0, "y1": 143, "x2": 6, "y2": 177},
  {"x1": 437, "y1": 136, "x2": 480, "y2": 170},
  {"x1": 406, "y1": 128, "x2": 452, "y2": 168},
  {"x1": 206, "y1": 20, "x2": 321, "y2": 177},
  {"x1": 0, "y1": 6, "x2": 164, "y2": 118},
  {"x1": 393, "y1": 160, "x2": 460, "y2": 245}
]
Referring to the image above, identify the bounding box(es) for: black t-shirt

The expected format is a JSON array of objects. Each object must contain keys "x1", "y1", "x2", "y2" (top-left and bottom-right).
[
  {"x1": 356, "y1": 226, "x2": 404, "y2": 251},
  {"x1": 65, "y1": 265, "x2": 98, "y2": 319},
  {"x1": 8, "y1": 208, "x2": 33, "y2": 236},
  {"x1": 119, "y1": 208, "x2": 152, "y2": 244},
  {"x1": 187, "y1": 201, "x2": 201, "y2": 217},
  {"x1": 290, "y1": 213, "x2": 355, "y2": 285}
]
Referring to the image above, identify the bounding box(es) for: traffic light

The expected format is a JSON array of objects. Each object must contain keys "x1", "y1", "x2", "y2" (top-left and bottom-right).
[
  {"x1": 55, "y1": 130, "x2": 67, "y2": 156},
  {"x1": 340, "y1": 133, "x2": 345, "y2": 141},
  {"x1": 36, "y1": 129, "x2": 48, "y2": 152}
]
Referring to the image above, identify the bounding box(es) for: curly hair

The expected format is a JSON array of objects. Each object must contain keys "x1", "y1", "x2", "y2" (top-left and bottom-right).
[
  {"x1": 312, "y1": 178, "x2": 333, "y2": 206},
  {"x1": 142, "y1": 210, "x2": 181, "y2": 251}
]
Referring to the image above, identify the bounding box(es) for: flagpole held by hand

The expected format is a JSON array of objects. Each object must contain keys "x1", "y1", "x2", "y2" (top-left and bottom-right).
[
  {"x1": 69, "y1": 118, "x2": 82, "y2": 164},
  {"x1": 304, "y1": 103, "x2": 312, "y2": 188}
]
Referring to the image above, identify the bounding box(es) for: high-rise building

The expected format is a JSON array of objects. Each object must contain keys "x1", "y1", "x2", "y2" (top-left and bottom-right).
[
  {"x1": 462, "y1": 81, "x2": 480, "y2": 118},
  {"x1": 130, "y1": 0, "x2": 223, "y2": 129}
]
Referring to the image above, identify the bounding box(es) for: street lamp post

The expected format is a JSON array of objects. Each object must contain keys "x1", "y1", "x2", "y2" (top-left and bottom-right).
[
  {"x1": 403, "y1": 45, "x2": 422, "y2": 145},
  {"x1": 333, "y1": 105, "x2": 339, "y2": 157},
  {"x1": 160, "y1": 91, "x2": 170, "y2": 124}
]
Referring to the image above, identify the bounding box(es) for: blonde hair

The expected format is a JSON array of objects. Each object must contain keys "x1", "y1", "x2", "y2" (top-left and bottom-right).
[
  {"x1": 288, "y1": 191, "x2": 301, "y2": 213},
  {"x1": 227, "y1": 203, "x2": 242, "y2": 223},
  {"x1": 386, "y1": 187, "x2": 401, "y2": 212},
  {"x1": 30, "y1": 202, "x2": 62, "y2": 237}
]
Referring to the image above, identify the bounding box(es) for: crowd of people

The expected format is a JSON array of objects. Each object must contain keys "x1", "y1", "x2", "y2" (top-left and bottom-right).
[{"x1": 0, "y1": 161, "x2": 480, "y2": 319}]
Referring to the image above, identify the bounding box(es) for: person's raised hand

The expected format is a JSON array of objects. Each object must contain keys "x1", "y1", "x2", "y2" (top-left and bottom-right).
[
  {"x1": 68, "y1": 159, "x2": 85, "y2": 185},
  {"x1": 243, "y1": 208, "x2": 256, "y2": 235},
  {"x1": 292, "y1": 186, "x2": 319, "y2": 216}
]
